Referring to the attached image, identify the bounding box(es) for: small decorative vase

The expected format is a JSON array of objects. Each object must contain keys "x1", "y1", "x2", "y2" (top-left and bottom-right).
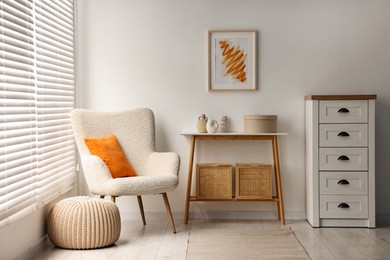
[
  {"x1": 207, "y1": 119, "x2": 219, "y2": 133},
  {"x1": 197, "y1": 114, "x2": 208, "y2": 133},
  {"x1": 218, "y1": 116, "x2": 227, "y2": 133}
]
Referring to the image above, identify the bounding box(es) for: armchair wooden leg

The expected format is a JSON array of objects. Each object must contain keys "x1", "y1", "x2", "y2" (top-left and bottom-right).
[
  {"x1": 137, "y1": 195, "x2": 146, "y2": 225},
  {"x1": 111, "y1": 196, "x2": 116, "y2": 203},
  {"x1": 162, "y1": 193, "x2": 176, "y2": 233}
]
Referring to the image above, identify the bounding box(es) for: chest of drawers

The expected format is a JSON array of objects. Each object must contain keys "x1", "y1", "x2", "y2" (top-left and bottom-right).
[{"x1": 305, "y1": 95, "x2": 376, "y2": 228}]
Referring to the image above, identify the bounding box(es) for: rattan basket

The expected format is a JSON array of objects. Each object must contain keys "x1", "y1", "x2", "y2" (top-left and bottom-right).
[
  {"x1": 235, "y1": 163, "x2": 272, "y2": 199},
  {"x1": 196, "y1": 163, "x2": 233, "y2": 199}
]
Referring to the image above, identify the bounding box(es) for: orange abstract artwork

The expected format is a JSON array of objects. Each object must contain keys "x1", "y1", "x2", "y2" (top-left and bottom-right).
[{"x1": 219, "y1": 40, "x2": 247, "y2": 82}]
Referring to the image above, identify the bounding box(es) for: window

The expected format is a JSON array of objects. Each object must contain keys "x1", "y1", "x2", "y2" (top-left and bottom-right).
[{"x1": 0, "y1": 0, "x2": 76, "y2": 227}]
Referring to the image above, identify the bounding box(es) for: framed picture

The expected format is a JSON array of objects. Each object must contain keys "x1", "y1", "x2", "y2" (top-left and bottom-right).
[{"x1": 208, "y1": 30, "x2": 257, "y2": 91}]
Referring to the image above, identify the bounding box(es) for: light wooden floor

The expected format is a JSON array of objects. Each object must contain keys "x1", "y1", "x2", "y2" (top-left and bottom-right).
[{"x1": 31, "y1": 219, "x2": 390, "y2": 260}]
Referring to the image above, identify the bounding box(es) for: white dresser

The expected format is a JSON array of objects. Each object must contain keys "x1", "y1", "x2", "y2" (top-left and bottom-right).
[{"x1": 305, "y1": 95, "x2": 376, "y2": 228}]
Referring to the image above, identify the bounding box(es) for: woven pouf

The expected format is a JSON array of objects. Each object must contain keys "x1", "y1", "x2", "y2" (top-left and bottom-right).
[{"x1": 47, "y1": 196, "x2": 121, "y2": 249}]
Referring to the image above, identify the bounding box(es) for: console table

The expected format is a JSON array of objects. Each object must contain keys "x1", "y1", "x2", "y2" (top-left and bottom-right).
[{"x1": 181, "y1": 132, "x2": 287, "y2": 225}]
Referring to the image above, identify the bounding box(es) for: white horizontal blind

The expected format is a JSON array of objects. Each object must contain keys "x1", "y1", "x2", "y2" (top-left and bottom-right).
[{"x1": 0, "y1": 0, "x2": 76, "y2": 227}]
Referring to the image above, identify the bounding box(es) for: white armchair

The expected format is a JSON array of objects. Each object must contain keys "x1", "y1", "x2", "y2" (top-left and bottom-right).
[{"x1": 71, "y1": 108, "x2": 180, "y2": 233}]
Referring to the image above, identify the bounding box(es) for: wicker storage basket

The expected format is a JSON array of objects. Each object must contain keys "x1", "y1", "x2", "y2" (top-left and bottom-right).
[
  {"x1": 235, "y1": 163, "x2": 272, "y2": 199},
  {"x1": 196, "y1": 163, "x2": 233, "y2": 199}
]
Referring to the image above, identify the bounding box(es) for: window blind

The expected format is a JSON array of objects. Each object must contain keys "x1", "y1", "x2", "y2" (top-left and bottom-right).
[{"x1": 0, "y1": 0, "x2": 76, "y2": 228}]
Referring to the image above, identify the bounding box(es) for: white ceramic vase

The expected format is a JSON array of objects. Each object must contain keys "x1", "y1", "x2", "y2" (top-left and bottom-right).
[{"x1": 206, "y1": 119, "x2": 219, "y2": 133}]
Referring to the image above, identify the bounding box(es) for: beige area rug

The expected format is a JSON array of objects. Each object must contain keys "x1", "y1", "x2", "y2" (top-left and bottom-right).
[{"x1": 186, "y1": 228, "x2": 309, "y2": 260}]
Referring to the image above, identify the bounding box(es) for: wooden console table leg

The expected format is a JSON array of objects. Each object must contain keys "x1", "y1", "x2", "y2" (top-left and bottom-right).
[
  {"x1": 272, "y1": 136, "x2": 285, "y2": 225},
  {"x1": 184, "y1": 136, "x2": 196, "y2": 224}
]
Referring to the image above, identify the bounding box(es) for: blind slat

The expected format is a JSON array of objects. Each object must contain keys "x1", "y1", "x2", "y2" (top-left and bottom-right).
[
  {"x1": 0, "y1": 26, "x2": 34, "y2": 49},
  {"x1": 0, "y1": 100, "x2": 35, "y2": 107},
  {"x1": 38, "y1": 156, "x2": 74, "y2": 175},
  {"x1": 37, "y1": 74, "x2": 74, "y2": 85},
  {"x1": 0, "y1": 50, "x2": 34, "y2": 67},
  {"x1": 0, "y1": 39, "x2": 34, "y2": 57},
  {"x1": 0, "y1": 134, "x2": 36, "y2": 147},
  {"x1": 34, "y1": 19, "x2": 73, "y2": 44},
  {"x1": 36, "y1": 60, "x2": 74, "y2": 75},
  {"x1": 35, "y1": 6, "x2": 73, "y2": 33},
  {"x1": 37, "y1": 139, "x2": 73, "y2": 154},
  {"x1": 0, "y1": 174, "x2": 37, "y2": 197},
  {"x1": 36, "y1": 47, "x2": 73, "y2": 64},
  {"x1": 0, "y1": 127, "x2": 36, "y2": 139},
  {"x1": 0, "y1": 191, "x2": 38, "y2": 216},
  {"x1": 36, "y1": 39, "x2": 74, "y2": 58},
  {"x1": 1, "y1": 1, "x2": 33, "y2": 23},
  {"x1": 0, "y1": 163, "x2": 37, "y2": 180},
  {"x1": 36, "y1": 82, "x2": 74, "y2": 91},
  {"x1": 36, "y1": 55, "x2": 74, "y2": 71},
  {"x1": 0, "y1": 169, "x2": 35, "y2": 188},
  {"x1": 0, "y1": 114, "x2": 37, "y2": 124},
  {"x1": 36, "y1": 25, "x2": 74, "y2": 49},
  {"x1": 42, "y1": 1, "x2": 73, "y2": 21},
  {"x1": 37, "y1": 96, "x2": 74, "y2": 103},
  {"x1": 0, "y1": 0, "x2": 75, "y2": 226},
  {"x1": 0, "y1": 142, "x2": 36, "y2": 157},
  {"x1": 0, "y1": 8, "x2": 34, "y2": 30},
  {"x1": 0, "y1": 120, "x2": 36, "y2": 131},
  {"x1": 36, "y1": 67, "x2": 74, "y2": 81},
  {"x1": 0, "y1": 74, "x2": 35, "y2": 85},
  {"x1": 56, "y1": 1, "x2": 74, "y2": 15},
  {"x1": 0, "y1": 156, "x2": 37, "y2": 172}
]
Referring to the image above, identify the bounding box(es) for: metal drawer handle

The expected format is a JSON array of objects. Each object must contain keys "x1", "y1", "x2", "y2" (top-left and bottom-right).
[
  {"x1": 338, "y1": 155, "x2": 350, "y2": 161},
  {"x1": 338, "y1": 203, "x2": 350, "y2": 208},
  {"x1": 338, "y1": 131, "x2": 350, "y2": 137},
  {"x1": 338, "y1": 108, "x2": 350, "y2": 113},
  {"x1": 337, "y1": 179, "x2": 350, "y2": 185}
]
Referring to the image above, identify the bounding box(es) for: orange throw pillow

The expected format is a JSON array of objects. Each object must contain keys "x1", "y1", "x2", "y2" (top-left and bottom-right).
[{"x1": 84, "y1": 134, "x2": 137, "y2": 178}]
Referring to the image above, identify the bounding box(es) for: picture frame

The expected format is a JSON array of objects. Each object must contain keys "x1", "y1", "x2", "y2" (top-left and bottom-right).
[{"x1": 208, "y1": 30, "x2": 257, "y2": 91}]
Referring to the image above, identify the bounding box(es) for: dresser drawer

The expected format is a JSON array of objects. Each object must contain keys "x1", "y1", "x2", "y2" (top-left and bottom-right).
[
  {"x1": 320, "y1": 195, "x2": 368, "y2": 218},
  {"x1": 319, "y1": 124, "x2": 368, "y2": 147},
  {"x1": 319, "y1": 100, "x2": 368, "y2": 123},
  {"x1": 319, "y1": 148, "x2": 368, "y2": 171},
  {"x1": 320, "y1": 172, "x2": 368, "y2": 195}
]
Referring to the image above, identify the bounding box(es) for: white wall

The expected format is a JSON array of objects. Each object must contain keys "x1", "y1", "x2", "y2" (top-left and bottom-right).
[{"x1": 76, "y1": 0, "x2": 390, "y2": 220}]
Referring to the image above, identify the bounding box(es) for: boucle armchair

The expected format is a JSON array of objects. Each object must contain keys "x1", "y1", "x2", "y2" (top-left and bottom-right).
[{"x1": 71, "y1": 108, "x2": 180, "y2": 233}]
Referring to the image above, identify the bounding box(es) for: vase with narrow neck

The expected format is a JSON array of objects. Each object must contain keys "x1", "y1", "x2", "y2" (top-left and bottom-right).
[{"x1": 197, "y1": 114, "x2": 208, "y2": 133}]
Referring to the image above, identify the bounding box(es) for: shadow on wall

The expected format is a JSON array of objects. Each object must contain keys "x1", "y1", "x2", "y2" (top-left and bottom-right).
[
  {"x1": 375, "y1": 98, "x2": 390, "y2": 219},
  {"x1": 155, "y1": 116, "x2": 172, "y2": 152}
]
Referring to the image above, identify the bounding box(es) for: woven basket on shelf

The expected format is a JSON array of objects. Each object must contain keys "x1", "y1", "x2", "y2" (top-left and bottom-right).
[
  {"x1": 47, "y1": 196, "x2": 121, "y2": 249},
  {"x1": 196, "y1": 163, "x2": 233, "y2": 200},
  {"x1": 235, "y1": 163, "x2": 273, "y2": 199}
]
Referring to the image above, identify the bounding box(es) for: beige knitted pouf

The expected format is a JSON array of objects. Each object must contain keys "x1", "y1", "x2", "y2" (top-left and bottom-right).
[{"x1": 47, "y1": 196, "x2": 121, "y2": 249}]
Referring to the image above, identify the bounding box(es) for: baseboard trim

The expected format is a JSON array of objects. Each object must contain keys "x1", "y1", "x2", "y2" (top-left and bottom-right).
[
  {"x1": 16, "y1": 235, "x2": 51, "y2": 260},
  {"x1": 121, "y1": 210, "x2": 306, "y2": 220},
  {"x1": 121, "y1": 210, "x2": 390, "y2": 221}
]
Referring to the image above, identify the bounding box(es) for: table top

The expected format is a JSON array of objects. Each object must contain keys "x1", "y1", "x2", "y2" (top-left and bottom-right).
[{"x1": 181, "y1": 132, "x2": 287, "y2": 136}]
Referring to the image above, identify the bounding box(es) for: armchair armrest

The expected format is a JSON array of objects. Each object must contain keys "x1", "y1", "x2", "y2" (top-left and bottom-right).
[
  {"x1": 147, "y1": 152, "x2": 180, "y2": 177},
  {"x1": 80, "y1": 155, "x2": 113, "y2": 194}
]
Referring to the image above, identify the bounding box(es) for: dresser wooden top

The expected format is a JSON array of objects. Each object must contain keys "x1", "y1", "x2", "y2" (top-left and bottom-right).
[{"x1": 305, "y1": 95, "x2": 377, "y2": 100}]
